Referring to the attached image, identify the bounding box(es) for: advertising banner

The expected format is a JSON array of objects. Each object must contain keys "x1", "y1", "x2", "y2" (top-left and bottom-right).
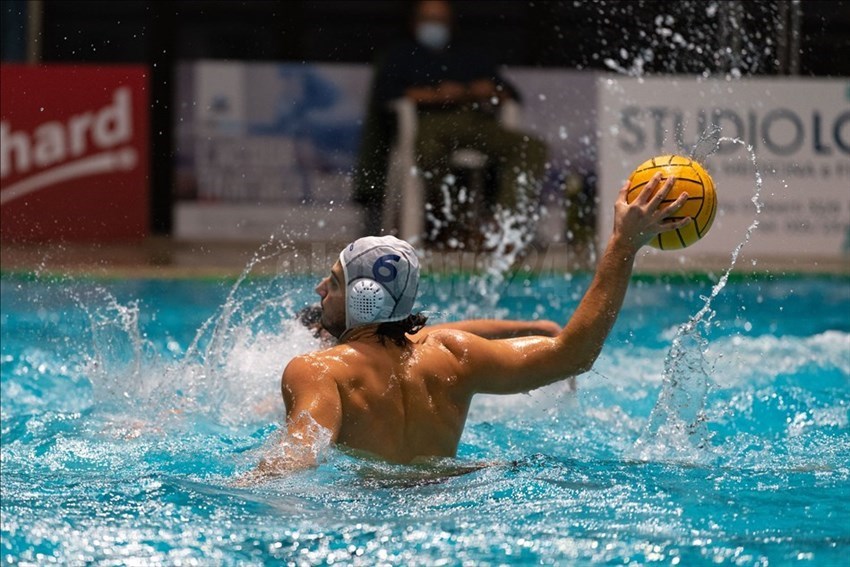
[
  {"x1": 175, "y1": 61, "x2": 369, "y2": 205},
  {"x1": 1, "y1": 64, "x2": 149, "y2": 242},
  {"x1": 597, "y1": 76, "x2": 850, "y2": 260},
  {"x1": 502, "y1": 68, "x2": 597, "y2": 245},
  {"x1": 502, "y1": 68, "x2": 597, "y2": 178},
  {"x1": 173, "y1": 61, "x2": 370, "y2": 241},
  {"x1": 173, "y1": 61, "x2": 597, "y2": 243}
]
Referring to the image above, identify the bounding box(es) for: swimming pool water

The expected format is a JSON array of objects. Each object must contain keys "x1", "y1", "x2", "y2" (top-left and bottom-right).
[{"x1": 1, "y1": 272, "x2": 849, "y2": 565}]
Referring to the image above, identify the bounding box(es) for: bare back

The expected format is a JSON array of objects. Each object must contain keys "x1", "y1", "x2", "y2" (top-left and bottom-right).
[{"x1": 306, "y1": 333, "x2": 472, "y2": 463}]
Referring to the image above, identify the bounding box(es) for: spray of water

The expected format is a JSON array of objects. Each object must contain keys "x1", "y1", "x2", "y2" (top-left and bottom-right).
[
  {"x1": 473, "y1": 173, "x2": 541, "y2": 304},
  {"x1": 423, "y1": 168, "x2": 542, "y2": 320},
  {"x1": 71, "y1": 286, "x2": 155, "y2": 406},
  {"x1": 630, "y1": 136, "x2": 765, "y2": 463},
  {"x1": 599, "y1": 1, "x2": 781, "y2": 80},
  {"x1": 54, "y1": 234, "x2": 328, "y2": 435}
]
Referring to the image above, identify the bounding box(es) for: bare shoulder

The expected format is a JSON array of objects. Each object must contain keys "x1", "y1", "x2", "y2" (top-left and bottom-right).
[
  {"x1": 282, "y1": 347, "x2": 348, "y2": 386},
  {"x1": 280, "y1": 350, "x2": 348, "y2": 409},
  {"x1": 416, "y1": 328, "x2": 481, "y2": 360}
]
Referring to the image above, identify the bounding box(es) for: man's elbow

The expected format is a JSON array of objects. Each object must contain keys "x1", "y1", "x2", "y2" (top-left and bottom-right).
[
  {"x1": 571, "y1": 348, "x2": 602, "y2": 376},
  {"x1": 567, "y1": 330, "x2": 607, "y2": 372}
]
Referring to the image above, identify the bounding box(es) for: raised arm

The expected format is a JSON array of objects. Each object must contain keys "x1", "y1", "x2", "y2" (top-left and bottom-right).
[
  {"x1": 415, "y1": 318, "x2": 561, "y2": 340},
  {"x1": 451, "y1": 173, "x2": 690, "y2": 395}
]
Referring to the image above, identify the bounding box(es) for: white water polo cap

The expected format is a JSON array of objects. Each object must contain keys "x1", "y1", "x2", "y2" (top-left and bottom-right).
[{"x1": 339, "y1": 236, "x2": 420, "y2": 331}]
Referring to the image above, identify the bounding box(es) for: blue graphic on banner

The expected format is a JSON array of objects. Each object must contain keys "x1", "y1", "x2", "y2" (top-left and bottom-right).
[
  {"x1": 175, "y1": 61, "x2": 370, "y2": 204},
  {"x1": 248, "y1": 67, "x2": 362, "y2": 203}
]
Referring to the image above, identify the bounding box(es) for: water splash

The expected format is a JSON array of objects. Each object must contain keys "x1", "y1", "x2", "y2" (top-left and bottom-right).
[
  {"x1": 631, "y1": 137, "x2": 764, "y2": 463},
  {"x1": 689, "y1": 123, "x2": 722, "y2": 163},
  {"x1": 422, "y1": 169, "x2": 542, "y2": 319},
  {"x1": 71, "y1": 293, "x2": 154, "y2": 411},
  {"x1": 599, "y1": 1, "x2": 781, "y2": 79},
  {"x1": 183, "y1": 238, "x2": 288, "y2": 366},
  {"x1": 173, "y1": 240, "x2": 320, "y2": 426},
  {"x1": 48, "y1": 236, "x2": 325, "y2": 431},
  {"x1": 235, "y1": 410, "x2": 335, "y2": 483}
]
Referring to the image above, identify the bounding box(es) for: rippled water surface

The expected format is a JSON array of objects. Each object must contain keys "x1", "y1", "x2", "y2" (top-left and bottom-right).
[{"x1": 2, "y1": 273, "x2": 849, "y2": 565}]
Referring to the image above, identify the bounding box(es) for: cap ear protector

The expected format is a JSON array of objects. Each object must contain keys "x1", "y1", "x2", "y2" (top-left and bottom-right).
[
  {"x1": 340, "y1": 237, "x2": 419, "y2": 333},
  {"x1": 347, "y1": 278, "x2": 392, "y2": 325}
]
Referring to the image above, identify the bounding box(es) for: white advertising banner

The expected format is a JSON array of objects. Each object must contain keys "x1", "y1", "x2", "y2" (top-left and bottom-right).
[
  {"x1": 173, "y1": 61, "x2": 598, "y2": 243},
  {"x1": 173, "y1": 61, "x2": 371, "y2": 241},
  {"x1": 597, "y1": 76, "x2": 850, "y2": 260}
]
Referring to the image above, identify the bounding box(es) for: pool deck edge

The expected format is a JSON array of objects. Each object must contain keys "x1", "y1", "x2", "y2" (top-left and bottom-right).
[{"x1": 2, "y1": 238, "x2": 848, "y2": 279}]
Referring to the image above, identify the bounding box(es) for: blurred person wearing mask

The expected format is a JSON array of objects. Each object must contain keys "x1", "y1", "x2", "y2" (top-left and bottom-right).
[{"x1": 354, "y1": 0, "x2": 547, "y2": 243}]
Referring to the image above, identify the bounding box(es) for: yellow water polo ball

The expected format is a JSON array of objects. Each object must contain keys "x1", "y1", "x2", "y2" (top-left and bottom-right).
[{"x1": 627, "y1": 154, "x2": 718, "y2": 250}]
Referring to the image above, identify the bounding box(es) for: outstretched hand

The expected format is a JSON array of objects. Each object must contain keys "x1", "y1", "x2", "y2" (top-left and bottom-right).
[{"x1": 612, "y1": 173, "x2": 691, "y2": 255}]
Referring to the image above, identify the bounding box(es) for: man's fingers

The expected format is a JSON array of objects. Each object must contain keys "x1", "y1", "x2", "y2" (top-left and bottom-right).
[
  {"x1": 649, "y1": 175, "x2": 676, "y2": 208},
  {"x1": 649, "y1": 192, "x2": 692, "y2": 234},
  {"x1": 655, "y1": 191, "x2": 689, "y2": 221},
  {"x1": 667, "y1": 190, "x2": 689, "y2": 209},
  {"x1": 636, "y1": 172, "x2": 662, "y2": 204},
  {"x1": 618, "y1": 180, "x2": 631, "y2": 201},
  {"x1": 661, "y1": 216, "x2": 693, "y2": 231}
]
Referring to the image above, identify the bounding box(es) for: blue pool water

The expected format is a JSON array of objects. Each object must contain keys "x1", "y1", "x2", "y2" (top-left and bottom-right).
[{"x1": 1, "y1": 269, "x2": 849, "y2": 565}]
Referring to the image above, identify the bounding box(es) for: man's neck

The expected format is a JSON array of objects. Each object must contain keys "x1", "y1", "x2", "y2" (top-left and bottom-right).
[{"x1": 339, "y1": 325, "x2": 383, "y2": 344}]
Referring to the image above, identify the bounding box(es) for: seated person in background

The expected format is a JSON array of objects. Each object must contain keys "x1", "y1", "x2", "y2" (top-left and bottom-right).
[{"x1": 354, "y1": 0, "x2": 547, "y2": 242}]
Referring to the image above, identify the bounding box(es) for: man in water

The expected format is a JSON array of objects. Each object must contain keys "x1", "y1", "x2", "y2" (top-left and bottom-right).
[{"x1": 255, "y1": 173, "x2": 689, "y2": 474}]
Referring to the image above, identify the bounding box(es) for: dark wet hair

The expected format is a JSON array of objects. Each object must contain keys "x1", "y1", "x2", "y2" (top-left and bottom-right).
[
  {"x1": 298, "y1": 304, "x2": 427, "y2": 345},
  {"x1": 376, "y1": 313, "x2": 429, "y2": 346},
  {"x1": 297, "y1": 305, "x2": 323, "y2": 337}
]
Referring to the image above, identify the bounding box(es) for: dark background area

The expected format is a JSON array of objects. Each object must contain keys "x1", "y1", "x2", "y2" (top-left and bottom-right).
[
  {"x1": 3, "y1": 0, "x2": 849, "y2": 235},
  {"x1": 26, "y1": 0, "x2": 850, "y2": 72}
]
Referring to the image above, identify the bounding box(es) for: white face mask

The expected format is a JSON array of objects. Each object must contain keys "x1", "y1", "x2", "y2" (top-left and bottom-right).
[{"x1": 415, "y1": 22, "x2": 450, "y2": 50}]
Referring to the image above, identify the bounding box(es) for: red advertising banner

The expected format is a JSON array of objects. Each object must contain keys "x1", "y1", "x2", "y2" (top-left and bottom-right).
[{"x1": 1, "y1": 64, "x2": 149, "y2": 242}]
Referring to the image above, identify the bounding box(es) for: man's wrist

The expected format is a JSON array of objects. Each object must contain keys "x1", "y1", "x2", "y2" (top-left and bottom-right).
[{"x1": 607, "y1": 234, "x2": 640, "y2": 261}]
